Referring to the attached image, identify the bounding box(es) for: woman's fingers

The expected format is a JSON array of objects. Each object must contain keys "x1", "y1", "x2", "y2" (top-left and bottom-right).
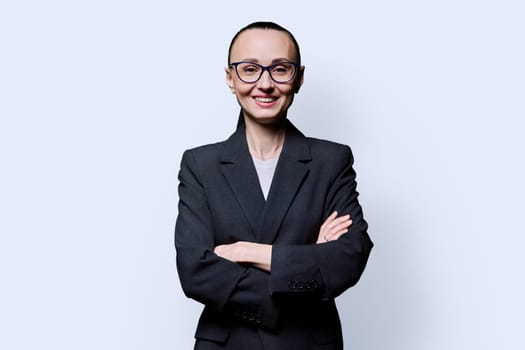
[
  {"x1": 317, "y1": 212, "x2": 352, "y2": 243},
  {"x1": 320, "y1": 211, "x2": 338, "y2": 229},
  {"x1": 329, "y1": 227, "x2": 350, "y2": 240},
  {"x1": 324, "y1": 215, "x2": 351, "y2": 233},
  {"x1": 324, "y1": 219, "x2": 352, "y2": 241}
]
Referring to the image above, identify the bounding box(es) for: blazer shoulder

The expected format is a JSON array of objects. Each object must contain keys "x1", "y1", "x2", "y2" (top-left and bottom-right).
[
  {"x1": 305, "y1": 137, "x2": 353, "y2": 164},
  {"x1": 181, "y1": 140, "x2": 227, "y2": 162}
]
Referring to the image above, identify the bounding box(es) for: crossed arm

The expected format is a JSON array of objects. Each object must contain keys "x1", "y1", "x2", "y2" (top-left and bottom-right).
[
  {"x1": 214, "y1": 211, "x2": 352, "y2": 271},
  {"x1": 176, "y1": 146, "x2": 373, "y2": 329}
]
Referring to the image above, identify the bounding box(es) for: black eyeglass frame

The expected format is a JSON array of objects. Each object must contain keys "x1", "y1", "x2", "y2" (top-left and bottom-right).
[{"x1": 229, "y1": 61, "x2": 299, "y2": 84}]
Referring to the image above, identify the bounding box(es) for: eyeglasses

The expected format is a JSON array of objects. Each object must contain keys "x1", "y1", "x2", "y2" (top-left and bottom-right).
[{"x1": 229, "y1": 61, "x2": 299, "y2": 84}]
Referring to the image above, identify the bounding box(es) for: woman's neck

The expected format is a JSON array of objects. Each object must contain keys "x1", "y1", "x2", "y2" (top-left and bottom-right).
[{"x1": 244, "y1": 117, "x2": 286, "y2": 161}]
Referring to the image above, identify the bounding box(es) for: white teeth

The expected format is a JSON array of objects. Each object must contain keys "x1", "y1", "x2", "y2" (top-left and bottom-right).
[{"x1": 255, "y1": 97, "x2": 275, "y2": 102}]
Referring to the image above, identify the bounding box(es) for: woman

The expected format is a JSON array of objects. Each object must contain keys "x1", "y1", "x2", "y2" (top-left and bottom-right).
[{"x1": 175, "y1": 21, "x2": 373, "y2": 350}]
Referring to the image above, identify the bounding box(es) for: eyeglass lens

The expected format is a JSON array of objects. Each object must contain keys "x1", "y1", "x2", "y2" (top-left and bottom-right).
[{"x1": 235, "y1": 62, "x2": 296, "y2": 83}]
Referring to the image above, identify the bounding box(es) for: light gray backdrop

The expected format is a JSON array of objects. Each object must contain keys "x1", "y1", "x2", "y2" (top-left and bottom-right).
[{"x1": 1, "y1": 1, "x2": 524, "y2": 349}]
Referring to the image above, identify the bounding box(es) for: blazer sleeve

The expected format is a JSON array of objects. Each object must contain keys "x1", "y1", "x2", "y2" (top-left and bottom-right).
[
  {"x1": 175, "y1": 150, "x2": 279, "y2": 329},
  {"x1": 270, "y1": 145, "x2": 373, "y2": 300}
]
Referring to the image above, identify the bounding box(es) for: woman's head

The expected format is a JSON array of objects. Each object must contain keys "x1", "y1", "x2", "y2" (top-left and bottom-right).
[
  {"x1": 226, "y1": 22, "x2": 304, "y2": 126},
  {"x1": 228, "y1": 22, "x2": 301, "y2": 67}
]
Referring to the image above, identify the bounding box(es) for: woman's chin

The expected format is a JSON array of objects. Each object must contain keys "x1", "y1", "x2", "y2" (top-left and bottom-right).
[{"x1": 244, "y1": 112, "x2": 287, "y2": 126}]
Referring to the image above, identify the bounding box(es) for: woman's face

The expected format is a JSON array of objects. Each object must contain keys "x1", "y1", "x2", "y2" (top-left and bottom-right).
[{"x1": 226, "y1": 29, "x2": 304, "y2": 126}]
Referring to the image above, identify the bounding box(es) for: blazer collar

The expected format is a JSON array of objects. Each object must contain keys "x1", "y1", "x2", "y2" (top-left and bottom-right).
[
  {"x1": 219, "y1": 117, "x2": 312, "y2": 243},
  {"x1": 219, "y1": 118, "x2": 312, "y2": 163}
]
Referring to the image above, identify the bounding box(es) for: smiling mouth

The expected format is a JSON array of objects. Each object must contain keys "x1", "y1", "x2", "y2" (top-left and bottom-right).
[{"x1": 254, "y1": 97, "x2": 277, "y2": 103}]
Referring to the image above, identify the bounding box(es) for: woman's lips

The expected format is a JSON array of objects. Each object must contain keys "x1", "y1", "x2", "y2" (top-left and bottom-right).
[
  {"x1": 254, "y1": 96, "x2": 278, "y2": 107},
  {"x1": 255, "y1": 97, "x2": 276, "y2": 102}
]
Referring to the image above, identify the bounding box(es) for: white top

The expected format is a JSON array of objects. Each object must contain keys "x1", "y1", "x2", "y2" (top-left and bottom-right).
[{"x1": 252, "y1": 157, "x2": 278, "y2": 200}]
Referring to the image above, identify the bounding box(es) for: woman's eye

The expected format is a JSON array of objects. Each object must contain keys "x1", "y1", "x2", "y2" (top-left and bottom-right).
[
  {"x1": 242, "y1": 65, "x2": 260, "y2": 74},
  {"x1": 271, "y1": 65, "x2": 291, "y2": 74}
]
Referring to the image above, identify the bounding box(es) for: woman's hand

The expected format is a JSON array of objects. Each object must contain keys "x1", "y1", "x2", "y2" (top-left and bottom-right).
[
  {"x1": 214, "y1": 241, "x2": 243, "y2": 262},
  {"x1": 317, "y1": 211, "x2": 352, "y2": 243},
  {"x1": 214, "y1": 241, "x2": 272, "y2": 271}
]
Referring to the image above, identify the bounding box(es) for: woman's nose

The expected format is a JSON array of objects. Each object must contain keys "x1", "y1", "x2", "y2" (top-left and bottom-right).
[{"x1": 256, "y1": 70, "x2": 274, "y2": 89}]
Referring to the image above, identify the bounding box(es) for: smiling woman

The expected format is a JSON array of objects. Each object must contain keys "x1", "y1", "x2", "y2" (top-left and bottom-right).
[
  {"x1": 175, "y1": 21, "x2": 373, "y2": 350},
  {"x1": 225, "y1": 27, "x2": 303, "y2": 129}
]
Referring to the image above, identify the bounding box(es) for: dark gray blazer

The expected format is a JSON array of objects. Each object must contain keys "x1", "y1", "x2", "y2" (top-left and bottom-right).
[{"x1": 175, "y1": 119, "x2": 373, "y2": 350}]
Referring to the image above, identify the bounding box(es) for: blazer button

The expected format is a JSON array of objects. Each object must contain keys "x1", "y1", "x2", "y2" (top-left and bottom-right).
[
  {"x1": 288, "y1": 281, "x2": 296, "y2": 290},
  {"x1": 297, "y1": 281, "x2": 303, "y2": 290},
  {"x1": 304, "y1": 281, "x2": 311, "y2": 290}
]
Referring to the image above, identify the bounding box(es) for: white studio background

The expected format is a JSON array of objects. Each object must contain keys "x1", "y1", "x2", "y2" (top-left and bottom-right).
[{"x1": 1, "y1": 1, "x2": 524, "y2": 349}]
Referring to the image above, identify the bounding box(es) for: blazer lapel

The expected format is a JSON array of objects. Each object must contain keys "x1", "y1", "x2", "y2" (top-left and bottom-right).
[
  {"x1": 256, "y1": 121, "x2": 311, "y2": 243},
  {"x1": 219, "y1": 124, "x2": 266, "y2": 238}
]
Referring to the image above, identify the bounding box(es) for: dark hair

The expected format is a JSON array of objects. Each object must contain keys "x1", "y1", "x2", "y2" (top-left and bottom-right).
[{"x1": 227, "y1": 21, "x2": 301, "y2": 66}]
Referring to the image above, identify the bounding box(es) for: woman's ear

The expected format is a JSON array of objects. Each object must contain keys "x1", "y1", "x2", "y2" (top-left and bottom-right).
[
  {"x1": 225, "y1": 67, "x2": 235, "y2": 93},
  {"x1": 294, "y1": 65, "x2": 305, "y2": 93}
]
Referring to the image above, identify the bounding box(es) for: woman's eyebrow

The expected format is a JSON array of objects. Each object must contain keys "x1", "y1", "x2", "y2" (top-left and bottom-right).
[
  {"x1": 272, "y1": 58, "x2": 293, "y2": 63},
  {"x1": 236, "y1": 58, "x2": 293, "y2": 63},
  {"x1": 239, "y1": 58, "x2": 259, "y2": 62}
]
